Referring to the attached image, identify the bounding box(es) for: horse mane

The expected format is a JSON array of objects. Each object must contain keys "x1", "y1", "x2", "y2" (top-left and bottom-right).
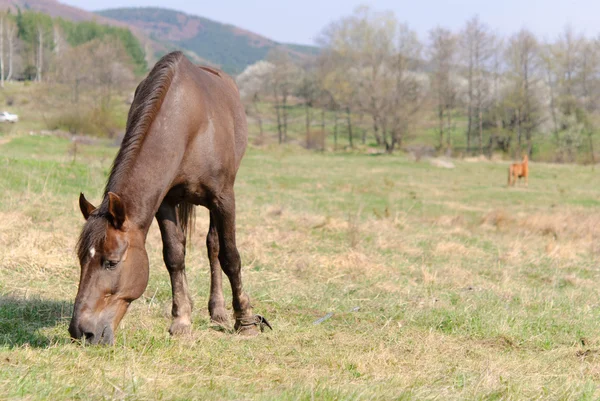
[
  {"x1": 76, "y1": 52, "x2": 188, "y2": 261},
  {"x1": 104, "y1": 51, "x2": 184, "y2": 197}
]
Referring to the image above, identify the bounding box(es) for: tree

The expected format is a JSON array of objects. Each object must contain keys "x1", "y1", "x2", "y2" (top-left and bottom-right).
[
  {"x1": 539, "y1": 41, "x2": 561, "y2": 146},
  {"x1": 555, "y1": 26, "x2": 583, "y2": 114},
  {"x1": 5, "y1": 16, "x2": 16, "y2": 82},
  {"x1": 319, "y1": 6, "x2": 399, "y2": 150},
  {"x1": 15, "y1": 11, "x2": 53, "y2": 82},
  {"x1": 461, "y1": 16, "x2": 493, "y2": 154},
  {"x1": 266, "y1": 48, "x2": 299, "y2": 144},
  {"x1": 487, "y1": 35, "x2": 505, "y2": 154},
  {"x1": 383, "y1": 24, "x2": 425, "y2": 152},
  {"x1": 296, "y1": 62, "x2": 322, "y2": 148},
  {"x1": 0, "y1": 12, "x2": 5, "y2": 88},
  {"x1": 54, "y1": 38, "x2": 135, "y2": 107},
  {"x1": 236, "y1": 60, "x2": 275, "y2": 141},
  {"x1": 505, "y1": 29, "x2": 542, "y2": 156},
  {"x1": 577, "y1": 38, "x2": 600, "y2": 164},
  {"x1": 429, "y1": 27, "x2": 457, "y2": 149},
  {"x1": 36, "y1": 23, "x2": 43, "y2": 82},
  {"x1": 318, "y1": 47, "x2": 355, "y2": 149},
  {"x1": 92, "y1": 39, "x2": 136, "y2": 109}
]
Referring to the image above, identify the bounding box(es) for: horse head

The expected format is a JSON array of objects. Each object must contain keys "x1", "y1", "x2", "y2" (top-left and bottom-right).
[{"x1": 68, "y1": 192, "x2": 149, "y2": 345}]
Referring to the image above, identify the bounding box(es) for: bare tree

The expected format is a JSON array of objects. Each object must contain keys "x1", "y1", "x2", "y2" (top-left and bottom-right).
[
  {"x1": 505, "y1": 29, "x2": 542, "y2": 156},
  {"x1": 539, "y1": 41, "x2": 561, "y2": 146},
  {"x1": 93, "y1": 40, "x2": 136, "y2": 109},
  {"x1": 383, "y1": 24, "x2": 425, "y2": 152},
  {"x1": 319, "y1": 6, "x2": 397, "y2": 149},
  {"x1": 429, "y1": 27, "x2": 457, "y2": 149},
  {"x1": 267, "y1": 48, "x2": 298, "y2": 144},
  {"x1": 236, "y1": 60, "x2": 275, "y2": 141},
  {"x1": 53, "y1": 24, "x2": 61, "y2": 55},
  {"x1": 461, "y1": 16, "x2": 493, "y2": 154},
  {"x1": 488, "y1": 35, "x2": 505, "y2": 153},
  {"x1": 0, "y1": 13, "x2": 4, "y2": 88},
  {"x1": 318, "y1": 48, "x2": 354, "y2": 148},
  {"x1": 36, "y1": 24, "x2": 44, "y2": 82},
  {"x1": 5, "y1": 17, "x2": 15, "y2": 82},
  {"x1": 578, "y1": 38, "x2": 600, "y2": 164},
  {"x1": 555, "y1": 26, "x2": 583, "y2": 114},
  {"x1": 54, "y1": 44, "x2": 91, "y2": 103},
  {"x1": 55, "y1": 39, "x2": 134, "y2": 107},
  {"x1": 296, "y1": 63, "x2": 321, "y2": 148}
]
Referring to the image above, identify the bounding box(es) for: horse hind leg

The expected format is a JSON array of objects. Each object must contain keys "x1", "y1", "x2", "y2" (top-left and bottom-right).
[
  {"x1": 207, "y1": 211, "x2": 229, "y2": 325},
  {"x1": 156, "y1": 202, "x2": 193, "y2": 335}
]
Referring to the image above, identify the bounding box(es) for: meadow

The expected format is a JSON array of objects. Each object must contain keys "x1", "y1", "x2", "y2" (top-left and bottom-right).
[{"x1": 2, "y1": 127, "x2": 600, "y2": 400}]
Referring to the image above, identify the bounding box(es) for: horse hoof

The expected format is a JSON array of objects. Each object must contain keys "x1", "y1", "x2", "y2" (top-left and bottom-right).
[
  {"x1": 235, "y1": 315, "x2": 272, "y2": 336},
  {"x1": 210, "y1": 308, "x2": 230, "y2": 325},
  {"x1": 169, "y1": 320, "x2": 192, "y2": 336},
  {"x1": 238, "y1": 325, "x2": 260, "y2": 336}
]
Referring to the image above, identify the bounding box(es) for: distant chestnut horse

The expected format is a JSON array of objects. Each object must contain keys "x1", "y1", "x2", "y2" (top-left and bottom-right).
[
  {"x1": 69, "y1": 51, "x2": 270, "y2": 345},
  {"x1": 508, "y1": 154, "x2": 529, "y2": 187}
]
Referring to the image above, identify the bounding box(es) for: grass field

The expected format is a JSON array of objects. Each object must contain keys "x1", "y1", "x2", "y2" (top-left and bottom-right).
[{"x1": 2, "y1": 130, "x2": 600, "y2": 400}]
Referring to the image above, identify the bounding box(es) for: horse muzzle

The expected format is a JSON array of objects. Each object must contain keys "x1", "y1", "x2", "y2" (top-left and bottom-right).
[{"x1": 69, "y1": 318, "x2": 115, "y2": 345}]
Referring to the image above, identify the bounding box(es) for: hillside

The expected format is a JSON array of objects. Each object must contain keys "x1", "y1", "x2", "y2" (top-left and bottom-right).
[
  {"x1": 0, "y1": 0, "x2": 116, "y2": 23},
  {"x1": 97, "y1": 7, "x2": 319, "y2": 74},
  {"x1": 0, "y1": 0, "x2": 188, "y2": 65}
]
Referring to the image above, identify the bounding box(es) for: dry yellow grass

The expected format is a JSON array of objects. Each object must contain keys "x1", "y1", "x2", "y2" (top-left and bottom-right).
[{"x1": 2, "y1": 133, "x2": 600, "y2": 399}]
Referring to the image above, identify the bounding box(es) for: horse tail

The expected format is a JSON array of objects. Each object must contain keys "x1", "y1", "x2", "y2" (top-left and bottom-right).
[{"x1": 178, "y1": 201, "x2": 196, "y2": 239}]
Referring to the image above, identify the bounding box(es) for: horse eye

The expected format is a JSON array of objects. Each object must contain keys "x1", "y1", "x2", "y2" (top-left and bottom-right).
[{"x1": 103, "y1": 260, "x2": 119, "y2": 270}]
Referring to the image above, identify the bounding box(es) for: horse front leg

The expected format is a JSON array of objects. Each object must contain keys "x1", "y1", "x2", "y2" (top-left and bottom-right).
[
  {"x1": 156, "y1": 203, "x2": 193, "y2": 335},
  {"x1": 212, "y1": 191, "x2": 269, "y2": 335}
]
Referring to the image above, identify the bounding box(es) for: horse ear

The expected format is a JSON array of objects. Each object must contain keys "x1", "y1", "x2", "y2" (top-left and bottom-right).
[
  {"x1": 79, "y1": 193, "x2": 96, "y2": 220},
  {"x1": 107, "y1": 192, "x2": 126, "y2": 229}
]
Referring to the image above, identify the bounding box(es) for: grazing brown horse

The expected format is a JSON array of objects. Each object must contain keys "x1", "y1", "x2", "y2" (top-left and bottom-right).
[
  {"x1": 69, "y1": 51, "x2": 269, "y2": 345},
  {"x1": 508, "y1": 154, "x2": 529, "y2": 187}
]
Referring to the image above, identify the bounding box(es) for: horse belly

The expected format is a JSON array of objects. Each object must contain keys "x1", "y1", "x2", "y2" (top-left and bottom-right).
[{"x1": 174, "y1": 135, "x2": 237, "y2": 207}]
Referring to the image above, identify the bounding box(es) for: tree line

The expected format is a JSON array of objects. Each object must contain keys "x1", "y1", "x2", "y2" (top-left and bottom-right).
[
  {"x1": 0, "y1": 9, "x2": 148, "y2": 137},
  {"x1": 237, "y1": 6, "x2": 600, "y2": 162},
  {"x1": 0, "y1": 9, "x2": 146, "y2": 85}
]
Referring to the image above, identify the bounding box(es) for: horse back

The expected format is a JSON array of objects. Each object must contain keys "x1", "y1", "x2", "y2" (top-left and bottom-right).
[{"x1": 154, "y1": 56, "x2": 247, "y2": 205}]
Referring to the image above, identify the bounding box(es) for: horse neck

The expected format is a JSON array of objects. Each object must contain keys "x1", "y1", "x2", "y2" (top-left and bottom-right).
[{"x1": 106, "y1": 127, "x2": 185, "y2": 234}]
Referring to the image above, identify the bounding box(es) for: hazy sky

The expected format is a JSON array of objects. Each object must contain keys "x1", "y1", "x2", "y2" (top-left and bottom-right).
[{"x1": 61, "y1": 0, "x2": 600, "y2": 45}]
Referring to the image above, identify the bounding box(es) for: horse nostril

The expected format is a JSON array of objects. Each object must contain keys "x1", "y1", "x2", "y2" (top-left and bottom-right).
[
  {"x1": 68, "y1": 324, "x2": 80, "y2": 339},
  {"x1": 84, "y1": 332, "x2": 95, "y2": 341}
]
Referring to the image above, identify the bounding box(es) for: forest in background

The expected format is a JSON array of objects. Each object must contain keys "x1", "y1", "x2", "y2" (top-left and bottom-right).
[
  {"x1": 236, "y1": 6, "x2": 600, "y2": 163},
  {"x1": 1, "y1": 6, "x2": 600, "y2": 163},
  {"x1": 0, "y1": 8, "x2": 145, "y2": 137}
]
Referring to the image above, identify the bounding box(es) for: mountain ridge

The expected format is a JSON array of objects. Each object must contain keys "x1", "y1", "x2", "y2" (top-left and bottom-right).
[
  {"x1": 0, "y1": 0, "x2": 173, "y2": 64},
  {"x1": 0, "y1": 1, "x2": 319, "y2": 74},
  {"x1": 97, "y1": 7, "x2": 319, "y2": 74}
]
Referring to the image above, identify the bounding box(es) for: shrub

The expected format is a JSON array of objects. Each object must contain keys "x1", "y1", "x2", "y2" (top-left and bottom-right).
[{"x1": 47, "y1": 106, "x2": 124, "y2": 137}]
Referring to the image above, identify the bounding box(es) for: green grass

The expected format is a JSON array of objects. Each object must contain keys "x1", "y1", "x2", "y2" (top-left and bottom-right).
[{"x1": 2, "y1": 132, "x2": 600, "y2": 400}]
